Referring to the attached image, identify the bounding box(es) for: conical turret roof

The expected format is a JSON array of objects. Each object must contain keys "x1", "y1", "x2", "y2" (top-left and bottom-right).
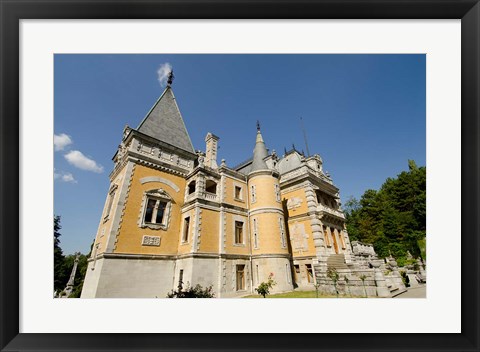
[
  {"x1": 250, "y1": 126, "x2": 269, "y2": 172},
  {"x1": 137, "y1": 86, "x2": 195, "y2": 154}
]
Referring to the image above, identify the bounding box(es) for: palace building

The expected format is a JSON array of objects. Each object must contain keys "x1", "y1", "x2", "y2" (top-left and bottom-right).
[{"x1": 81, "y1": 73, "x2": 408, "y2": 298}]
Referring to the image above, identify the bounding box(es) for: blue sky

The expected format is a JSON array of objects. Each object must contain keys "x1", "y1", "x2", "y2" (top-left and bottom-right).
[{"x1": 54, "y1": 54, "x2": 425, "y2": 255}]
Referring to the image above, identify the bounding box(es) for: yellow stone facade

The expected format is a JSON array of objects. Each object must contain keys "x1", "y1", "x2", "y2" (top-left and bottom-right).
[{"x1": 81, "y1": 85, "x2": 353, "y2": 298}]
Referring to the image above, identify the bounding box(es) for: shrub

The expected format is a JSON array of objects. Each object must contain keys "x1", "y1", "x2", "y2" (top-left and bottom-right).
[
  {"x1": 327, "y1": 268, "x2": 340, "y2": 297},
  {"x1": 167, "y1": 281, "x2": 215, "y2": 298},
  {"x1": 255, "y1": 273, "x2": 276, "y2": 298},
  {"x1": 400, "y1": 271, "x2": 410, "y2": 288}
]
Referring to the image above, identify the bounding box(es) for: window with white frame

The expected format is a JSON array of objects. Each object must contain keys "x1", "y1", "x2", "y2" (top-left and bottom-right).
[
  {"x1": 279, "y1": 217, "x2": 286, "y2": 248},
  {"x1": 182, "y1": 216, "x2": 190, "y2": 243},
  {"x1": 103, "y1": 184, "x2": 118, "y2": 220},
  {"x1": 144, "y1": 198, "x2": 167, "y2": 224},
  {"x1": 236, "y1": 264, "x2": 245, "y2": 291},
  {"x1": 139, "y1": 189, "x2": 172, "y2": 230},
  {"x1": 275, "y1": 184, "x2": 281, "y2": 202},
  {"x1": 234, "y1": 221, "x2": 244, "y2": 244},
  {"x1": 251, "y1": 185, "x2": 256, "y2": 203},
  {"x1": 253, "y1": 218, "x2": 259, "y2": 249},
  {"x1": 234, "y1": 185, "x2": 243, "y2": 200}
]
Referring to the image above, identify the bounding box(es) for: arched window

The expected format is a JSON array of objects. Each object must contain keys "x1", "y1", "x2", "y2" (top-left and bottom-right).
[
  {"x1": 205, "y1": 180, "x2": 217, "y2": 194},
  {"x1": 187, "y1": 180, "x2": 196, "y2": 195}
]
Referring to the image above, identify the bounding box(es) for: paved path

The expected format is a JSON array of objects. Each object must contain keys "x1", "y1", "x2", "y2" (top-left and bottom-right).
[{"x1": 394, "y1": 284, "x2": 426, "y2": 298}]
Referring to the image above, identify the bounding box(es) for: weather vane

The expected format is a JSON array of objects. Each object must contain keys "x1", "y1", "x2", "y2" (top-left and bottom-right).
[
  {"x1": 256, "y1": 120, "x2": 261, "y2": 131},
  {"x1": 167, "y1": 70, "x2": 175, "y2": 86}
]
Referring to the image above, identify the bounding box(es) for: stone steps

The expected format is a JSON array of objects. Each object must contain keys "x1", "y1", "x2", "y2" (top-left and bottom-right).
[
  {"x1": 388, "y1": 285, "x2": 407, "y2": 297},
  {"x1": 327, "y1": 254, "x2": 349, "y2": 270}
]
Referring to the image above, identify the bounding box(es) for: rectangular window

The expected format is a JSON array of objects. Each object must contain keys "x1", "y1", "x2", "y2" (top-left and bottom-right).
[
  {"x1": 236, "y1": 265, "x2": 245, "y2": 291},
  {"x1": 235, "y1": 221, "x2": 244, "y2": 244},
  {"x1": 306, "y1": 264, "x2": 313, "y2": 283},
  {"x1": 92, "y1": 243, "x2": 100, "y2": 270},
  {"x1": 251, "y1": 185, "x2": 256, "y2": 203},
  {"x1": 178, "y1": 269, "x2": 184, "y2": 287},
  {"x1": 275, "y1": 184, "x2": 281, "y2": 202},
  {"x1": 155, "y1": 201, "x2": 167, "y2": 224},
  {"x1": 323, "y1": 226, "x2": 331, "y2": 247},
  {"x1": 182, "y1": 217, "x2": 190, "y2": 242},
  {"x1": 294, "y1": 264, "x2": 300, "y2": 283},
  {"x1": 256, "y1": 265, "x2": 259, "y2": 284},
  {"x1": 279, "y1": 217, "x2": 286, "y2": 248},
  {"x1": 104, "y1": 190, "x2": 116, "y2": 219},
  {"x1": 234, "y1": 186, "x2": 242, "y2": 200},
  {"x1": 144, "y1": 198, "x2": 168, "y2": 224},
  {"x1": 339, "y1": 230, "x2": 346, "y2": 249},
  {"x1": 253, "y1": 218, "x2": 258, "y2": 249},
  {"x1": 285, "y1": 264, "x2": 291, "y2": 283}
]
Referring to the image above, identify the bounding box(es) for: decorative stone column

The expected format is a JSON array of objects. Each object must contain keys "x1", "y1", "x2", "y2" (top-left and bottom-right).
[
  {"x1": 372, "y1": 261, "x2": 391, "y2": 297},
  {"x1": 305, "y1": 186, "x2": 328, "y2": 272},
  {"x1": 342, "y1": 229, "x2": 354, "y2": 265},
  {"x1": 389, "y1": 257, "x2": 406, "y2": 290},
  {"x1": 417, "y1": 258, "x2": 427, "y2": 281}
]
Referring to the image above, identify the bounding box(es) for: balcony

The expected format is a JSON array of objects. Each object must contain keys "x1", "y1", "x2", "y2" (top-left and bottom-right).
[
  {"x1": 317, "y1": 203, "x2": 345, "y2": 219},
  {"x1": 203, "y1": 191, "x2": 218, "y2": 202}
]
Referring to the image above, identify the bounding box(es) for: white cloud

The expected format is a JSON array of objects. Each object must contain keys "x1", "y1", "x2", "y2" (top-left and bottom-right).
[
  {"x1": 54, "y1": 169, "x2": 77, "y2": 183},
  {"x1": 64, "y1": 150, "x2": 104, "y2": 173},
  {"x1": 54, "y1": 133, "x2": 73, "y2": 151},
  {"x1": 157, "y1": 62, "x2": 173, "y2": 87},
  {"x1": 61, "y1": 173, "x2": 77, "y2": 183}
]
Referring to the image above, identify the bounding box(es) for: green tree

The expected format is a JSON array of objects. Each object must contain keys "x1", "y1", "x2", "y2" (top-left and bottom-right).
[
  {"x1": 54, "y1": 216, "x2": 68, "y2": 291},
  {"x1": 345, "y1": 161, "x2": 426, "y2": 264},
  {"x1": 54, "y1": 216, "x2": 91, "y2": 297}
]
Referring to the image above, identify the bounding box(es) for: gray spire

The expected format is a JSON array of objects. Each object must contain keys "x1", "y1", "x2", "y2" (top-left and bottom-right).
[
  {"x1": 250, "y1": 125, "x2": 269, "y2": 172},
  {"x1": 136, "y1": 87, "x2": 195, "y2": 154}
]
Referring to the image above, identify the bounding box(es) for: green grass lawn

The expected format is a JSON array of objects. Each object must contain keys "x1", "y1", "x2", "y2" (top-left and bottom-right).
[{"x1": 243, "y1": 290, "x2": 356, "y2": 298}]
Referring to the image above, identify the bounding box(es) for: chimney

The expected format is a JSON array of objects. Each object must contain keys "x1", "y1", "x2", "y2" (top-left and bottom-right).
[{"x1": 205, "y1": 133, "x2": 219, "y2": 168}]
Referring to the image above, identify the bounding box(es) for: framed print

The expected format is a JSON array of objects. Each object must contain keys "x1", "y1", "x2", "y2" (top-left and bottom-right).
[{"x1": 1, "y1": 0, "x2": 479, "y2": 351}]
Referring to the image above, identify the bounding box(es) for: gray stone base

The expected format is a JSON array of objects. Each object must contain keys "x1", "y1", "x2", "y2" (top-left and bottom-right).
[
  {"x1": 81, "y1": 257, "x2": 176, "y2": 298},
  {"x1": 81, "y1": 254, "x2": 294, "y2": 298}
]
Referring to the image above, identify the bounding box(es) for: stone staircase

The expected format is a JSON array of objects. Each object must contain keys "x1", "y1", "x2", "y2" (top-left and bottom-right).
[
  {"x1": 327, "y1": 254, "x2": 349, "y2": 270},
  {"x1": 388, "y1": 284, "x2": 407, "y2": 297}
]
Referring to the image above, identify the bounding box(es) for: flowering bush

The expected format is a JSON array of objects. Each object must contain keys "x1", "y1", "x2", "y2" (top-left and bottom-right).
[{"x1": 255, "y1": 273, "x2": 276, "y2": 298}]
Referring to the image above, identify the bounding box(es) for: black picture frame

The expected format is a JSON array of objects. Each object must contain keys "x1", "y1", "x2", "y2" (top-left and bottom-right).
[{"x1": 1, "y1": 1, "x2": 479, "y2": 351}]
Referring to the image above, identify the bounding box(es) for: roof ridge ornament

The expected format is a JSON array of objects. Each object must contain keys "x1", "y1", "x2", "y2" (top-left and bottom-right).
[{"x1": 167, "y1": 70, "x2": 175, "y2": 87}]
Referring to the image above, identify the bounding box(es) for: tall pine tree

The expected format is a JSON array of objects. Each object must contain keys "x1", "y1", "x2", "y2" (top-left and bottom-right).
[
  {"x1": 54, "y1": 215, "x2": 67, "y2": 291},
  {"x1": 344, "y1": 161, "x2": 426, "y2": 264}
]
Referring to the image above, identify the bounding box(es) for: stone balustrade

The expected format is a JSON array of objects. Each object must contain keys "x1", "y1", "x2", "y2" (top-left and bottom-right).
[
  {"x1": 204, "y1": 192, "x2": 218, "y2": 202},
  {"x1": 317, "y1": 203, "x2": 345, "y2": 219},
  {"x1": 281, "y1": 165, "x2": 334, "y2": 185},
  {"x1": 351, "y1": 241, "x2": 376, "y2": 256}
]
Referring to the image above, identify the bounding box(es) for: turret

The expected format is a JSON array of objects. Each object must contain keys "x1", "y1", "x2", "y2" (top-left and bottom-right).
[{"x1": 247, "y1": 122, "x2": 293, "y2": 292}]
